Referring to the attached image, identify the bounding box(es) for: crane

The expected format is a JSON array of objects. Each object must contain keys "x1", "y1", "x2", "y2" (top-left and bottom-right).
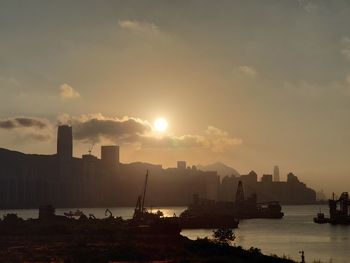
[
  {"x1": 133, "y1": 170, "x2": 149, "y2": 219},
  {"x1": 88, "y1": 143, "x2": 95, "y2": 155}
]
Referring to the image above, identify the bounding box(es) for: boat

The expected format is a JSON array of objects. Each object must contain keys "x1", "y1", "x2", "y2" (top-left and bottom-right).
[
  {"x1": 329, "y1": 192, "x2": 350, "y2": 225},
  {"x1": 64, "y1": 209, "x2": 84, "y2": 218},
  {"x1": 313, "y1": 192, "x2": 350, "y2": 225},
  {"x1": 257, "y1": 201, "x2": 284, "y2": 219},
  {"x1": 129, "y1": 170, "x2": 181, "y2": 235},
  {"x1": 313, "y1": 212, "x2": 329, "y2": 224},
  {"x1": 181, "y1": 180, "x2": 284, "y2": 221}
]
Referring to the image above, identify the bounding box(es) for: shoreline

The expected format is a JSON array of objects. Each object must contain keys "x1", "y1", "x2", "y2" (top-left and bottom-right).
[{"x1": 0, "y1": 233, "x2": 296, "y2": 262}]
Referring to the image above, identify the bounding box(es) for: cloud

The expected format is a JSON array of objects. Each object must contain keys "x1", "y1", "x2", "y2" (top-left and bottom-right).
[
  {"x1": 298, "y1": 0, "x2": 319, "y2": 13},
  {"x1": 141, "y1": 126, "x2": 242, "y2": 152},
  {"x1": 0, "y1": 117, "x2": 53, "y2": 140},
  {"x1": 205, "y1": 126, "x2": 243, "y2": 152},
  {"x1": 59, "y1": 84, "x2": 80, "y2": 99},
  {"x1": 0, "y1": 117, "x2": 48, "y2": 129},
  {"x1": 283, "y1": 79, "x2": 350, "y2": 99},
  {"x1": 341, "y1": 36, "x2": 350, "y2": 61},
  {"x1": 304, "y1": 3, "x2": 318, "y2": 13},
  {"x1": 346, "y1": 75, "x2": 350, "y2": 85},
  {"x1": 140, "y1": 134, "x2": 208, "y2": 149},
  {"x1": 59, "y1": 114, "x2": 152, "y2": 143},
  {"x1": 0, "y1": 76, "x2": 20, "y2": 89},
  {"x1": 344, "y1": 74, "x2": 350, "y2": 95},
  {"x1": 118, "y1": 20, "x2": 160, "y2": 35},
  {"x1": 0, "y1": 113, "x2": 242, "y2": 151},
  {"x1": 238, "y1": 65, "x2": 258, "y2": 77},
  {"x1": 59, "y1": 114, "x2": 242, "y2": 152}
]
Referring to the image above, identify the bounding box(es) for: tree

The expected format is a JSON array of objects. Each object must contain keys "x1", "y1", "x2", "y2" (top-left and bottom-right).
[{"x1": 212, "y1": 228, "x2": 236, "y2": 245}]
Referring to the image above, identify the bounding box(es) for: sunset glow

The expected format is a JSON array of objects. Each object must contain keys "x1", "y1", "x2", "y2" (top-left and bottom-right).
[
  {"x1": 1, "y1": 2, "x2": 350, "y2": 261},
  {"x1": 154, "y1": 118, "x2": 168, "y2": 132}
]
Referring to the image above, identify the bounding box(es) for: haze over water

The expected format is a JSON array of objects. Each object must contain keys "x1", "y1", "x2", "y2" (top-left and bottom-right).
[{"x1": 2, "y1": 205, "x2": 349, "y2": 263}]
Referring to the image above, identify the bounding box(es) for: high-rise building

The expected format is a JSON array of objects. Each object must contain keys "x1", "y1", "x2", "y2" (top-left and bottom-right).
[
  {"x1": 273, "y1": 165, "x2": 280, "y2": 182},
  {"x1": 57, "y1": 125, "x2": 73, "y2": 181},
  {"x1": 57, "y1": 125, "x2": 73, "y2": 160},
  {"x1": 287, "y1": 172, "x2": 299, "y2": 183},
  {"x1": 82, "y1": 154, "x2": 98, "y2": 177},
  {"x1": 241, "y1": 170, "x2": 258, "y2": 184},
  {"x1": 101, "y1": 145, "x2": 120, "y2": 171},
  {"x1": 261, "y1": 174, "x2": 273, "y2": 183},
  {"x1": 177, "y1": 161, "x2": 186, "y2": 169}
]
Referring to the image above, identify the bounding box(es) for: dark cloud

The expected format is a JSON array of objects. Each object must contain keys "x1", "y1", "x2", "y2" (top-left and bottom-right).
[
  {"x1": 0, "y1": 120, "x2": 14, "y2": 129},
  {"x1": 0, "y1": 117, "x2": 53, "y2": 141},
  {"x1": 61, "y1": 114, "x2": 241, "y2": 152},
  {"x1": 0, "y1": 117, "x2": 48, "y2": 129},
  {"x1": 61, "y1": 115, "x2": 151, "y2": 143},
  {"x1": 0, "y1": 114, "x2": 241, "y2": 151}
]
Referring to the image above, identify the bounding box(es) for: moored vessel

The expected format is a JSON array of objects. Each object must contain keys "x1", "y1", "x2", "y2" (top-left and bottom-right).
[
  {"x1": 181, "y1": 180, "x2": 284, "y2": 221},
  {"x1": 313, "y1": 212, "x2": 330, "y2": 224},
  {"x1": 313, "y1": 192, "x2": 350, "y2": 225}
]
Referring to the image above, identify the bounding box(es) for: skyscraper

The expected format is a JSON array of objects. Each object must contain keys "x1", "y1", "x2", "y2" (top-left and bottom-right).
[
  {"x1": 177, "y1": 161, "x2": 186, "y2": 169},
  {"x1": 101, "y1": 145, "x2": 120, "y2": 171},
  {"x1": 57, "y1": 125, "x2": 73, "y2": 160},
  {"x1": 273, "y1": 165, "x2": 280, "y2": 182},
  {"x1": 57, "y1": 125, "x2": 73, "y2": 182}
]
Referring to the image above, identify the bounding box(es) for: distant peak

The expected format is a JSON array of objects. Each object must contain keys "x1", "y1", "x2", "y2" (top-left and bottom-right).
[{"x1": 197, "y1": 162, "x2": 240, "y2": 177}]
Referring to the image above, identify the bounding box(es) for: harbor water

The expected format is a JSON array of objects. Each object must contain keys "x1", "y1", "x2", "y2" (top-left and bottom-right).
[{"x1": 1, "y1": 205, "x2": 349, "y2": 262}]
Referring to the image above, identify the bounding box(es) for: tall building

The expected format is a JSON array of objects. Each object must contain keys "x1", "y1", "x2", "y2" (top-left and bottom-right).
[
  {"x1": 241, "y1": 170, "x2": 258, "y2": 184},
  {"x1": 101, "y1": 145, "x2": 120, "y2": 171},
  {"x1": 177, "y1": 161, "x2": 186, "y2": 169},
  {"x1": 57, "y1": 125, "x2": 73, "y2": 181},
  {"x1": 261, "y1": 174, "x2": 273, "y2": 183},
  {"x1": 287, "y1": 172, "x2": 299, "y2": 183},
  {"x1": 57, "y1": 125, "x2": 73, "y2": 160},
  {"x1": 273, "y1": 165, "x2": 280, "y2": 182}
]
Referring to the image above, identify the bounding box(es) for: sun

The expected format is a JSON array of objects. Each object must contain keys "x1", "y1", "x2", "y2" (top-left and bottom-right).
[{"x1": 154, "y1": 118, "x2": 168, "y2": 132}]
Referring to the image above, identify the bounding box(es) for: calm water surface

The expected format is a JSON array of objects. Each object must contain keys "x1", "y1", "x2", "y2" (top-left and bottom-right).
[{"x1": 1, "y1": 205, "x2": 349, "y2": 262}]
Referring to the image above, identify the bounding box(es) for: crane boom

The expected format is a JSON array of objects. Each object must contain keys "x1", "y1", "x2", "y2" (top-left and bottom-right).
[{"x1": 141, "y1": 170, "x2": 149, "y2": 212}]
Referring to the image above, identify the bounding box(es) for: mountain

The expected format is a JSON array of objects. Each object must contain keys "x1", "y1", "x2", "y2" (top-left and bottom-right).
[{"x1": 197, "y1": 162, "x2": 240, "y2": 177}]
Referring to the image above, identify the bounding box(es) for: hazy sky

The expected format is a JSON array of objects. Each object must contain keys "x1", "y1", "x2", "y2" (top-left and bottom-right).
[{"x1": 1, "y1": 0, "x2": 350, "y2": 194}]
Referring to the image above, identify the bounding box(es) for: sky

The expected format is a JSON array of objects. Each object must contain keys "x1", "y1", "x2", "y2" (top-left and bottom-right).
[{"x1": 1, "y1": 0, "x2": 350, "y2": 194}]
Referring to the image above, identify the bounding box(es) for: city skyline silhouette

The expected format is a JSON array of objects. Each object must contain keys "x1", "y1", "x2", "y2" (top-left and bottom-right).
[
  {"x1": 1, "y1": 1, "x2": 350, "y2": 262},
  {"x1": 1, "y1": 1, "x2": 350, "y2": 196}
]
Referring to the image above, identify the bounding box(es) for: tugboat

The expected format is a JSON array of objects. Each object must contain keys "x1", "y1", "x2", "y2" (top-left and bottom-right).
[{"x1": 313, "y1": 210, "x2": 330, "y2": 224}]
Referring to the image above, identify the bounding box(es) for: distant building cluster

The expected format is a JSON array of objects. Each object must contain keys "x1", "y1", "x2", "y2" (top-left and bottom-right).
[
  {"x1": 0, "y1": 125, "x2": 316, "y2": 209},
  {"x1": 220, "y1": 170, "x2": 316, "y2": 204},
  {"x1": 0, "y1": 125, "x2": 219, "y2": 208}
]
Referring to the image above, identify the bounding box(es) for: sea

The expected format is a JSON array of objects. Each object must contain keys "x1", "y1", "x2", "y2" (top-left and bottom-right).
[{"x1": 0, "y1": 205, "x2": 349, "y2": 263}]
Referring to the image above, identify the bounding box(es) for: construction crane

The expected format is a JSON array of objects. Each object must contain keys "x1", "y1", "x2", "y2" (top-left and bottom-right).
[
  {"x1": 329, "y1": 192, "x2": 350, "y2": 223},
  {"x1": 88, "y1": 143, "x2": 95, "y2": 155},
  {"x1": 105, "y1": 208, "x2": 113, "y2": 218},
  {"x1": 133, "y1": 170, "x2": 149, "y2": 219},
  {"x1": 141, "y1": 170, "x2": 149, "y2": 213}
]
